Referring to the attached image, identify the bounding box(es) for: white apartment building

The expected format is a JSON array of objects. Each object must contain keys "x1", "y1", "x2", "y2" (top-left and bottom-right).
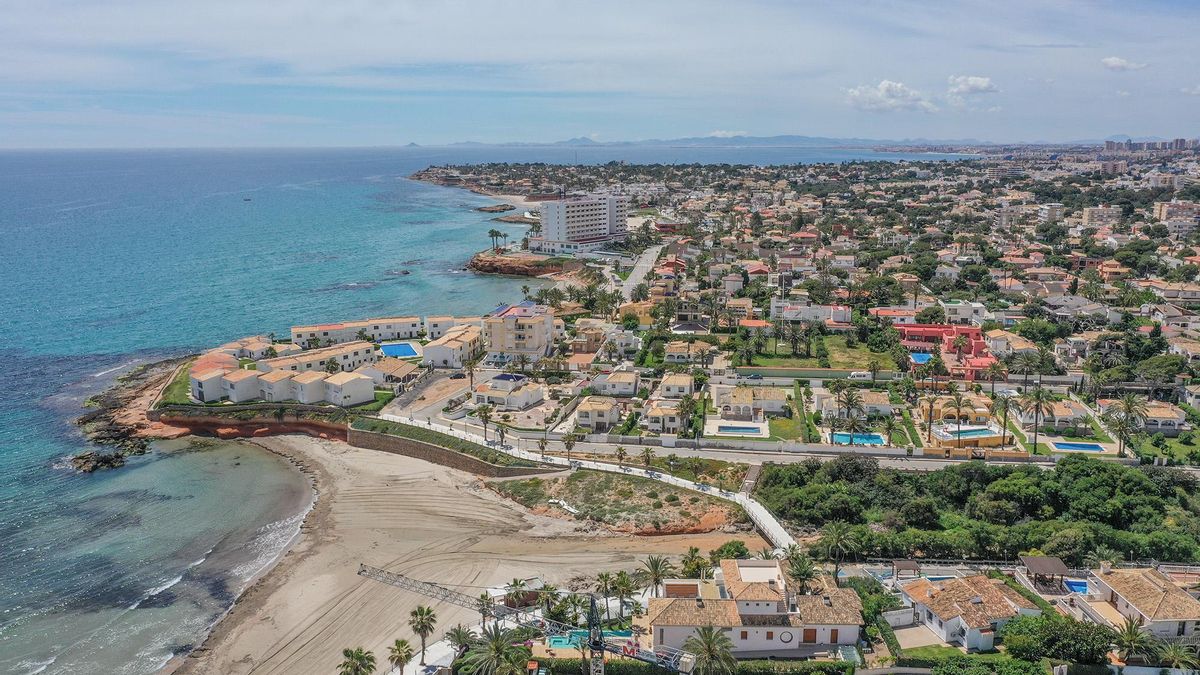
[
  {"x1": 257, "y1": 341, "x2": 378, "y2": 374},
  {"x1": 644, "y1": 559, "x2": 862, "y2": 658},
  {"x1": 1082, "y1": 205, "x2": 1122, "y2": 227},
  {"x1": 291, "y1": 316, "x2": 422, "y2": 346},
  {"x1": 531, "y1": 194, "x2": 629, "y2": 254},
  {"x1": 422, "y1": 324, "x2": 484, "y2": 368},
  {"x1": 1038, "y1": 203, "x2": 1064, "y2": 224},
  {"x1": 769, "y1": 297, "x2": 851, "y2": 324}
]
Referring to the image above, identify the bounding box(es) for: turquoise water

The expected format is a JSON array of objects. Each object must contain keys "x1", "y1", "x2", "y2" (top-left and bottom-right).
[
  {"x1": 0, "y1": 146, "x2": 972, "y2": 673},
  {"x1": 717, "y1": 425, "x2": 762, "y2": 434},
  {"x1": 832, "y1": 432, "x2": 886, "y2": 445},
  {"x1": 951, "y1": 428, "x2": 1000, "y2": 439},
  {"x1": 909, "y1": 353, "x2": 932, "y2": 364},
  {"x1": 547, "y1": 630, "x2": 633, "y2": 648},
  {"x1": 380, "y1": 342, "x2": 419, "y2": 358},
  {"x1": 1064, "y1": 579, "x2": 1089, "y2": 593},
  {"x1": 1053, "y1": 441, "x2": 1104, "y2": 452}
]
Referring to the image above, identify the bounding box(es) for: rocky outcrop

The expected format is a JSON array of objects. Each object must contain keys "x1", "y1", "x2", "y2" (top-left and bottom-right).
[
  {"x1": 492, "y1": 214, "x2": 538, "y2": 224},
  {"x1": 467, "y1": 251, "x2": 566, "y2": 277},
  {"x1": 476, "y1": 204, "x2": 516, "y2": 213},
  {"x1": 71, "y1": 450, "x2": 129, "y2": 472}
]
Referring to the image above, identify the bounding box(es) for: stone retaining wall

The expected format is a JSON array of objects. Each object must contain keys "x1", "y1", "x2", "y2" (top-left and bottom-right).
[{"x1": 347, "y1": 428, "x2": 559, "y2": 478}]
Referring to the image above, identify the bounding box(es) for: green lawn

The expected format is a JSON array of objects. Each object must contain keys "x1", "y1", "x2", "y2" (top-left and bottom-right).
[
  {"x1": 616, "y1": 269, "x2": 631, "y2": 281},
  {"x1": 752, "y1": 336, "x2": 896, "y2": 370},
  {"x1": 158, "y1": 361, "x2": 194, "y2": 406},
  {"x1": 238, "y1": 358, "x2": 257, "y2": 370},
  {"x1": 351, "y1": 390, "x2": 396, "y2": 412},
  {"x1": 901, "y1": 645, "x2": 1019, "y2": 666},
  {"x1": 1086, "y1": 417, "x2": 1114, "y2": 443},
  {"x1": 768, "y1": 413, "x2": 804, "y2": 441},
  {"x1": 1006, "y1": 419, "x2": 1052, "y2": 455},
  {"x1": 351, "y1": 418, "x2": 538, "y2": 467},
  {"x1": 1134, "y1": 433, "x2": 1200, "y2": 464},
  {"x1": 902, "y1": 409, "x2": 923, "y2": 448}
]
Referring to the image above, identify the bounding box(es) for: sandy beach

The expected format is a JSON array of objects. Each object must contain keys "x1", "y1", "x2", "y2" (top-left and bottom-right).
[{"x1": 175, "y1": 435, "x2": 765, "y2": 675}]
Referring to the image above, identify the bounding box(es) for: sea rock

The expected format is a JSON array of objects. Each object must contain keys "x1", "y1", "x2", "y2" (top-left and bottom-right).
[{"x1": 71, "y1": 451, "x2": 127, "y2": 473}]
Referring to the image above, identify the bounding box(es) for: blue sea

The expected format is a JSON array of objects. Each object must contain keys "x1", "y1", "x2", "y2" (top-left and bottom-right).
[{"x1": 0, "y1": 145, "x2": 969, "y2": 673}]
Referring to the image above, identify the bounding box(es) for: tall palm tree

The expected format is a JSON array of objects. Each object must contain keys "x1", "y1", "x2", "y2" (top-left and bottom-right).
[
  {"x1": 681, "y1": 546, "x2": 704, "y2": 577},
  {"x1": 339, "y1": 647, "x2": 377, "y2": 675},
  {"x1": 612, "y1": 570, "x2": 636, "y2": 620},
  {"x1": 537, "y1": 438, "x2": 548, "y2": 458},
  {"x1": 562, "y1": 433, "x2": 577, "y2": 463},
  {"x1": 843, "y1": 414, "x2": 868, "y2": 446},
  {"x1": 389, "y1": 639, "x2": 416, "y2": 673},
  {"x1": 985, "y1": 361, "x2": 1007, "y2": 396},
  {"x1": 819, "y1": 521, "x2": 861, "y2": 585},
  {"x1": 409, "y1": 605, "x2": 438, "y2": 665},
  {"x1": 1015, "y1": 351, "x2": 1040, "y2": 388},
  {"x1": 614, "y1": 446, "x2": 628, "y2": 467},
  {"x1": 866, "y1": 358, "x2": 882, "y2": 386},
  {"x1": 948, "y1": 391, "x2": 969, "y2": 447},
  {"x1": 1102, "y1": 393, "x2": 1150, "y2": 456},
  {"x1": 683, "y1": 626, "x2": 737, "y2": 675},
  {"x1": 920, "y1": 392, "x2": 940, "y2": 444},
  {"x1": 951, "y1": 334, "x2": 969, "y2": 363},
  {"x1": 990, "y1": 396, "x2": 1014, "y2": 446},
  {"x1": 459, "y1": 624, "x2": 530, "y2": 675},
  {"x1": 785, "y1": 552, "x2": 818, "y2": 594},
  {"x1": 477, "y1": 592, "x2": 495, "y2": 620},
  {"x1": 881, "y1": 416, "x2": 899, "y2": 447},
  {"x1": 639, "y1": 555, "x2": 676, "y2": 597},
  {"x1": 1017, "y1": 385, "x2": 1054, "y2": 454},
  {"x1": 594, "y1": 572, "x2": 614, "y2": 620},
  {"x1": 1114, "y1": 616, "x2": 1155, "y2": 663},
  {"x1": 476, "y1": 404, "x2": 493, "y2": 441}
]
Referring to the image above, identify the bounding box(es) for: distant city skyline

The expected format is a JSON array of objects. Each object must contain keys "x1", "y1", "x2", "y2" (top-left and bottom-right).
[{"x1": 2, "y1": 0, "x2": 1199, "y2": 148}]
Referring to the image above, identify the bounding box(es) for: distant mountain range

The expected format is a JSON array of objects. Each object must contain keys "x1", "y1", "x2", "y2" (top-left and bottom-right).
[{"x1": 433, "y1": 132, "x2": 1192, "y2": 148}]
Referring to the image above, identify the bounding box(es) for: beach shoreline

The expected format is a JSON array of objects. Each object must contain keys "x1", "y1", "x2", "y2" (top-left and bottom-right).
[{"x1": 168, "y1": 434, "x2": 766, "y2": 674}]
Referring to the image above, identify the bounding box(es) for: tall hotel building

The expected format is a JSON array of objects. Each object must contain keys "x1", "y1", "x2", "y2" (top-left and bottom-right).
[{"x1": 531, "y1": 193, "x2": 629, "y2": 254}]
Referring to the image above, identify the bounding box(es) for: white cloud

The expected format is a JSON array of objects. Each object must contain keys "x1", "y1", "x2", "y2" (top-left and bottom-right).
[
  {"x1": 707, "y1": 130, "x2": 748, "y2": 138},
  {"x1": 1101, "y1": 56, "x2": 1147, "y2": 71},
  {"x1": 846, "y1": 80, "x2": 937, "y2": 113},
  {"x1": 1115, "y1": 90, "x2": 1131, "y2": 97},
  {"x1": 1182, "y1": 85, "x2": 1200, "y2": 96},
  {"x1": 947, "y1": 75, "x2": 998, "y2": 96}
]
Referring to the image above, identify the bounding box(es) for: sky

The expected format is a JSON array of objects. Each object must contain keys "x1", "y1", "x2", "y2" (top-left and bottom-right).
[{"x1": 2, "y1": 0, "x2": 1199, "y2": 148}]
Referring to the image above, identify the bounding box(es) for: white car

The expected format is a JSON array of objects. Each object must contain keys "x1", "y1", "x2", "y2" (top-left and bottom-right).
[{"x1": 847, "y1": 371, "x2": 872, "y2": 381}]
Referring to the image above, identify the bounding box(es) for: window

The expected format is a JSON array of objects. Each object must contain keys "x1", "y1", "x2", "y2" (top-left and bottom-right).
[
  {"x1": 766, "y1": 632, "x2": 773, "y2": 640},
  {"x1": 740, "y1": 631, "x2": 747, "y2": 640}
]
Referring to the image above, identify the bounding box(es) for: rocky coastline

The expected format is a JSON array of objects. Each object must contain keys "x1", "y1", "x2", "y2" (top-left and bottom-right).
[
  {"x1": 72, "y1": 356, "x2": 192, "y2": 471},
  {"x1": 466, "y1": 250, "x2": 568, "y2": 277}
]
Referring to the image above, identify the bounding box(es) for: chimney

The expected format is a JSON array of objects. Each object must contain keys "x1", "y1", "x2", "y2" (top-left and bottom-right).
[
  {"x1": 1101, "y1": 561, "x2": 1112, "y2": 575},
  {"x1": 822, "y1": 596, "x2": 832, "y2": 607}
]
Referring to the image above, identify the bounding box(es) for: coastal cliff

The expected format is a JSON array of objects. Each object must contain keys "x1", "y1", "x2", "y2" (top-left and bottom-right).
[{"x1": 466, "y1": 250, "x2": 570, "y2": 277}]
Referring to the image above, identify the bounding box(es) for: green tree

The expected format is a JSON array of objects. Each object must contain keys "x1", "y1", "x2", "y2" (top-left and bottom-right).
[
  {"x1": 444, "y1": 626, "x2": 476, "y2": 655},
  {"x1": 475, "y1": 404, "x2": 494, "y2": 441},
  {"x1": 818, "y1": 521, "x2": 861, "y2": 584},
  {"x1": 682, "y1": 626, "x2": 737, "y2": 675},
  {"x1": 324, "y1": 357, "x2": 341, "y2": 374},
  {"x1": 388, "y1": 639, "x2": 416, "y2": 672},
  {"x1": 639, "y1": 555, "x2": 676, "y2": 597},
  {"x1": 612, "y1": 570, "x2": 636, "y2": 620},
  {"x1": 594, "y1": 572, "x2": 614, "y2": 620},
  {"x1": 1114, "y1": 615, "x2": 1155, "y2": 662},
  {"x1": 1102, "y1": 392, "x2": 1149, "y2": 456},
  {"x1": 785, "y1": 551, "x2": 818, "y2": 593},
  {"x1": 409, "y1": 605, "x2": 438, "y2": 665},
  {"x1": 338, "y1": 647, "x2": 377, "y2": 675},
  {"x1": 1016, "y1": 385, "x2": 1054, "y2": 453},
  {"x1": 458, "y1": 624, "x2": 531, "y2": 675}
]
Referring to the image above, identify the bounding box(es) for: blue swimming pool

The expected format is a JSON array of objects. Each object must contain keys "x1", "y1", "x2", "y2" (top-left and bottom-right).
[
  {"x1": 548, "y1": 630, "x2": 633, "y2": 649},
  {"x1": 910, "y1": 353, "x2": 933, "y2": 365},
  {"x1": 380, "y1": 342, "x2": 418, "y2": 358},
  {"x1": 832, "y1": 432, "x2": 886, "y2": 445},
  {"x1": 952, "y1": 428, "x2": 1000, "y2": 439},
  {"x1": 1065, "y1": 579, "x2": 1089, "y2": 594},
  {"x1": 1053, "y1": 441, "x2": 1104, "y2": 452},
  {"x1": 718, "y1": 425, "x2": 763, "y2": 435}
]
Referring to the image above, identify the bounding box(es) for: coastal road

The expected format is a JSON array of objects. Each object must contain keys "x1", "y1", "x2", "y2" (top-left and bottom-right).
[{"x1": 619, "y1": 243, "x2": 666, "y2": 299}]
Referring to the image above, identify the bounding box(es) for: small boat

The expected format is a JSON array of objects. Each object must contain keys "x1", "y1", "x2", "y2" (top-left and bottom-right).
[{"x1": 243, "y1": 197, "x2": 252, "y2": 201}]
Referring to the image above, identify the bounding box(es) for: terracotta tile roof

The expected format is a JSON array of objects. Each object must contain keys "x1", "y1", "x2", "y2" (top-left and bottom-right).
[
  {"x1": 791, "y1": 589, "x2": 864, "y2": 626},
  {"x1": 646, "y1": 597, "x2": 742, "y2": 627},
  {"x1": 719, "y1": 560, "x2": 784, "y2": 601},
  {"x1": 901, "y1": 575, "x2": 1035, "y2": 629},
  {"x1": 1093, "y1": 567, "x2": 1200, "y2": 621}
]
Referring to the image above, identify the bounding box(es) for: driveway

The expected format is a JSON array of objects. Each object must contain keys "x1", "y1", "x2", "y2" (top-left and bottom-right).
[{"x1": 893, "y1": 624, "x2": 944, "y2": 650}]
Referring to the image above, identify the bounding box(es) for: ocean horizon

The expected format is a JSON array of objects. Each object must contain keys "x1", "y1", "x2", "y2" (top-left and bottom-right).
[{"x1": 0, "y1": 145, "x2": 970, "y2": 673}]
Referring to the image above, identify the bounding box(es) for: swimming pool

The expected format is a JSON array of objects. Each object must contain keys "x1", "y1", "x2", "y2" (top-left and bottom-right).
[
  {"x1": 1064, "y1": 579, "x2": 1089, "y2": 594},
  {"x1": 548, "y1": 630, "x2": 633, "y2": 649},
  {"x1": 718, "y1": 425, "x2": 762, "y2": 434},
  {"x1": 832, "y1": 432, "x2": 886, "y2": 445},
  {"x1": 952, "y1": 428, "x2": 1000, "y2": 439},
  {"x1": 910, "y1": 353, "x2": 933, "y2": 365},
  {"x1": 1053, "y1": 441, "x2": 1104, "y2": 452},
  {"x1": 380, "y1": 342, "x2": 418, "y2": 358}
]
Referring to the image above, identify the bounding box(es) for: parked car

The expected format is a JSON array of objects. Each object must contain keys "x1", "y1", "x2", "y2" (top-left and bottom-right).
[{"x1": 449, "y1": 372, "x2": 466, "y2": 379}]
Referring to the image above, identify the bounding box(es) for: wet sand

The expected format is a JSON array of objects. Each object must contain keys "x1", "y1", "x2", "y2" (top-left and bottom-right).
[{"x1": 173, "y1": 435, "x2": 764, "y2": 674}]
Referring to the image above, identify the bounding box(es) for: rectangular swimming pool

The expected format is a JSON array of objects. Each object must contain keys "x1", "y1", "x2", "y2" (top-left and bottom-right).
[
  {"x1": 1053, "y1": 441, "x2": 1104, "y2": 452},
  {"x1": 953, "y1": 428, "x2": 1000, "y2": 439},
  {"x1": 832, "y1": 432, "x2": 886, "y2": 445},
  {"x1": 909, "y1": 353, "x2": 933, "y2": 365},
  {"x1": 380, "y1": 342, "x2": 418, "y2": 358},
  {"x1": 1064, "y1": 579, "x2": 1089, "y2": 594},
  {"x1": 718, "y1": 425, "x2": 762, "y2": 434}
]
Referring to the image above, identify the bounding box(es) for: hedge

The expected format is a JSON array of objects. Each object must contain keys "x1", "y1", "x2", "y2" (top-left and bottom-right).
[
  {"x1": 984, "y1": 570, "x2": 1054, "y2": 612},
  {"x1": 875, "y1": 616, "x2": 902, "y2": 661}
]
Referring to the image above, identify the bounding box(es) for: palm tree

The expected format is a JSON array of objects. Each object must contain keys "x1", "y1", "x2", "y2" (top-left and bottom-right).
[
  {"x1": 819, "y1": 521, "x2": 861, "y2": 585},
  {"x1": 1154, "y1": 641, "x2": 1198, "y2": 670},
  {"x1": 612, "y1": 570, "x2": 636, "y2": 620},
  {"x1": 920, "y1": 392, "x2": 940, "y2": 444},
  {"x1": 866, "y1": 358, "x2": 882, "y2": 386},
  {"x1": 476, "y1": 592, "x2": 495, "y2": 620},
  {"x1": 951, "y1": 334, "x2": 969, "y2": 363},
  {"x1": 639, "y1": 555, "x2": 676, "y2": 597},
  {"x1": 409, "y1": 605, "x2": 438, "y2": 665},
  {"x1": 389, "y1": 639, "x2": 416, "y2": 673},
  {"x1": 683, "y1": 626, "x2": 737, "y2": 675},
  {"x1": 445, "y1": 626, "x2": 477, "y2": 656},
  {"x1": 614, "y1": 446, "x2": 628, "y2": 467},
  {"x1": 1015, "y1": 351, "x2": 1040, "y2": 388},
  {"x1": 595, "y1": 572, "x2": 614, "y2": 620},
  {"x1": 537, "y1": 437, "x2": 548, "y2": 459},
  {"x1": 788, "y1": 551, "x2": 819, "y2": 592},
  {"x1": 1017, "y1": 385, "x2": 1054, "y2": 454},
  {"x1": 681, "y1": 546, "x2": 704, "y2": 577},
  {"x1": 990, "y1": 396, "x2": 1014, "y2": 446},
  {"x1": 843, "y1": 414, "x2": 868, "y2": 446},
  {"x1": 476, "y1": 404, "x2": 493, "y2": 441},
  {"x1": 459, "y1": 624, "x2": 530, "y2": 675},
  {"x1": 678, "y1": 394, "x2": 697, "y2": 437},
  {"x1": 948, "y1": 391, "x2": 969, "y2": 447},
  {"x1": 1114, "y1": 616, "x2": 1155, "y2": 663},
  {"x1": 339, "y1": 647, "x2": 377, "y2": 675},
  {"x1": 562, "y1": 433, "x2": 577, "y2": 463},
  {"x1": 504, "y1": 578, "x2": 527, "y2": 607},
  {"x1": 641, "y1": 447, "x2": 655, "y2": 468},
  {"x1": 1102, "y1": 393, "x2": 1150, "y2": 456},
  {"x1": 985, "y1": 361, "x2": 1007, "y2": 396},
  {"x1": 487, "y1": 228, "x2": 504, "y2": 250},
  {"x1": 880, "y1": 416, "x2": 899, "y2": 447}
]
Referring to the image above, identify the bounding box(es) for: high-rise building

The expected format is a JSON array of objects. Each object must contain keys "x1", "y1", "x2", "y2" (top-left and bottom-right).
[
  {"x1": 481, "y1": 300, "x2": 557, "y2": 361},
  {"x1": 1082, "y1": 205, "x2": 1123, "y2": 227},
  {"x1": 530, "y1": 193, "x2": 629, "y2": 254},
  {"x1": 1155, "y1": 201, "x2": 1200, "y2": 222},
  {"x1": 1038, "y1": 203, "x2": 1065, "y2": 224}
]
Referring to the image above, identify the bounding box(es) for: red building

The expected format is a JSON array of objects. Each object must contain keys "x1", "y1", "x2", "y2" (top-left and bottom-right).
[{"x1": 898, "y1": 324, "x2": 997, "y2": 382}]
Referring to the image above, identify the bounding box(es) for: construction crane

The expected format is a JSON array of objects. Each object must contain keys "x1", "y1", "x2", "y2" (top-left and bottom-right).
[{"x1": 357, "y1": 563, "x2": 696, "y2": 675}]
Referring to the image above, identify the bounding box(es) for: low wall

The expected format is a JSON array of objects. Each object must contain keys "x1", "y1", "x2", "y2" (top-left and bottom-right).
[
  {"x1": 347, "y1": 428, "x2": 559, "y2": 478},
  {"x1": 882, "y1": 607, "x2": 917, "y2": 628},
  {"x1": 158, "y1": 413, "x2": 349, "y2": 442}
]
